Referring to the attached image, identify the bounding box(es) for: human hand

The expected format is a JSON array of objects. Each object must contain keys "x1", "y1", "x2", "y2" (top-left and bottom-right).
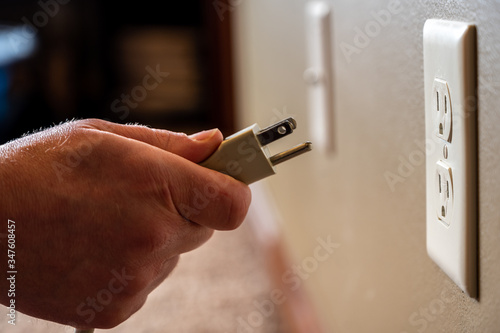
[{"x1": 0, "y1": 119, "x2": 251, "y2": 329}]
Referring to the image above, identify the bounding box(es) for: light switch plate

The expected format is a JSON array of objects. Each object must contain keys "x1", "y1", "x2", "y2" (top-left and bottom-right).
[
  {"x1": 423, "y1": 19, "x2": 477, "y2": 297},
  {"x1": 304, "y1": 1, "x2": 334, "y2": 153}
]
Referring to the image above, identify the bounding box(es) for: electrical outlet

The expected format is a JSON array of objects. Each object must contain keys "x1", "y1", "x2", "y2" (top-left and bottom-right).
[
  {"x1": 435, "y1": 160, "x2": 453, "y2": 226},
  {"x1": 424, "y1": 19, "x2": 477, "y2": 297},
  {"x1": 432, "y1": 78, "x2": 452, "y2": 142}
]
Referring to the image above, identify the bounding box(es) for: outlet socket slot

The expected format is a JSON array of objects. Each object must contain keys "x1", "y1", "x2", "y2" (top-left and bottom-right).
[
  {"x1": 433, "y1": 78, "x2": 452, "y2": 142},
  {"x1": 435, "y1": 160, "x2": 453, "y2": 226}
]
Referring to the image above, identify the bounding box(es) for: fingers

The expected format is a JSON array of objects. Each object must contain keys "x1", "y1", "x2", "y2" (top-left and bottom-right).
[
  {"x1": 138, "y1": 211, "x2": 215, "y2": 258},
  {"x1": 70, "y1": 118, "x2": 251, "y2": 236},
  {"x1": 76, "y1": 118, "x2": 223, "y2": 163},
  {"x1": 77, "y1": 119, "x2": 252, "y2": 229},
  {"x1": 164, "y1": 153, "x2": 252, "y2": 231}
]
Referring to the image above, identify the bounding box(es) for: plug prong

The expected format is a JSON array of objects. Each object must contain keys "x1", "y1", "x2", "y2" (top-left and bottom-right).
[
  {"x1": 256, "y1": 117, "x2": 297, "y2": 146},
  {"x1": 270, "y1": 141, "x2": 312, "y2": 166}
]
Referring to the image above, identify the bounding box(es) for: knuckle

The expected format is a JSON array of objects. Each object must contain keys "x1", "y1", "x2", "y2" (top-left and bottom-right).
[
  {"x1": 74, "y1": 118, "x2": 107, "y2": 129},
  {"x1": 127, "y1": 219, "x2": 172, "y2": 256},
  {"x1": 152, "y1": 128, "x2": 174, "y2": 148},
  {"x1": 119, "y1": 272, "x2": 149, "y2": 297}
]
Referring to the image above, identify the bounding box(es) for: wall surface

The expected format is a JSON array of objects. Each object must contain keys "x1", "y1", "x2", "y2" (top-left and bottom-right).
[{"x1": 232, "y1": 0, "x2": 500, "y2": 332}]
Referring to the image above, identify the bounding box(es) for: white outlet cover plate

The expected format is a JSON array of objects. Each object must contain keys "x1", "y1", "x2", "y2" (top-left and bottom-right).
[{"x1": 423, "y1": 19, "x2": 477, "y2": 297}]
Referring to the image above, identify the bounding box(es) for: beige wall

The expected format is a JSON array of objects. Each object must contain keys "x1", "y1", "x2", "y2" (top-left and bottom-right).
[{"x1": 233, "y1": 0, "x2": 500, "y2": 332}]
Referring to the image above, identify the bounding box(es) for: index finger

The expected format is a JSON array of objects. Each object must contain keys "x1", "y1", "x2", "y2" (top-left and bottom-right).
[{"x1": 76, "y1": 118, "x2": 223, "y2": 163}]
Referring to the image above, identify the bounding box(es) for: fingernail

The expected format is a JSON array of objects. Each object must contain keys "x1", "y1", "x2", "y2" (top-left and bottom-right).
[{"x1": 189, "y1": 129, "x2": 218, "y2": 141}]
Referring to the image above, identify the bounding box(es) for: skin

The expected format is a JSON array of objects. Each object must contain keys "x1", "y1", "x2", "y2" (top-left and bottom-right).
[{"x1": 0, "y1": 119, "x2": 251, "y2": 329}]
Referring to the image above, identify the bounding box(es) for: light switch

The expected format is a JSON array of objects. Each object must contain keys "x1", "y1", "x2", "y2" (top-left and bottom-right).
[{"x1": 304, "y1": 1, "x2": 334, "y2": 153}]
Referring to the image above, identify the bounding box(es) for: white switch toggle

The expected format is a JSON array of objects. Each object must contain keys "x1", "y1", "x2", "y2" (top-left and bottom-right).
[{"x1": 304, "y1": 1, "x2": 334, "y2": 153}]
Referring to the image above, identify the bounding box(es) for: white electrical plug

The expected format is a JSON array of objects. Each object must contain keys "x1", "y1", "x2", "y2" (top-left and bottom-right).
[{"x1": 200, "y1": 117, "x2": 312, "y2": 184}]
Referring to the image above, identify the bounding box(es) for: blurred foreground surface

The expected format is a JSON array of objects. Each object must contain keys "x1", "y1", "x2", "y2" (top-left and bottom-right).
[{"x1": 0, "y1": 221, "x2": 287, "y2": 333}]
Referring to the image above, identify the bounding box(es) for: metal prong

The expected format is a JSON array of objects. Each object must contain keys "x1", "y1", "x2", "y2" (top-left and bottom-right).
[
  {"x1": 269, "y1": 141, "x2": 312, "y2": 166},
  {"x1": 256, "y1": 117, "x2": 297, "y2": 146}
]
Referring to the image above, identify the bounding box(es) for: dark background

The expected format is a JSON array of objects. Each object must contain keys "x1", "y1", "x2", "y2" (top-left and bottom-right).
[{"x1": 0, "y1": 0, "x2": 235, "y2": 144}]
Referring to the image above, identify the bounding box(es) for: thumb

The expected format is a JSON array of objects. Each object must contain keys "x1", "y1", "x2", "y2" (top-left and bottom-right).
[
  {"x1": 76, "y1": 119, "x2": 223, "y2": 163},
  {"x1": 183, "y1": 129, "x2": 224, "y2": 162}
]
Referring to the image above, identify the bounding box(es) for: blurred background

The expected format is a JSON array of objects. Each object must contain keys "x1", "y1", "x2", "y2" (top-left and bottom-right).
[{"x1": 0, "y1": 0, "x2": 236, "y2": 144}]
